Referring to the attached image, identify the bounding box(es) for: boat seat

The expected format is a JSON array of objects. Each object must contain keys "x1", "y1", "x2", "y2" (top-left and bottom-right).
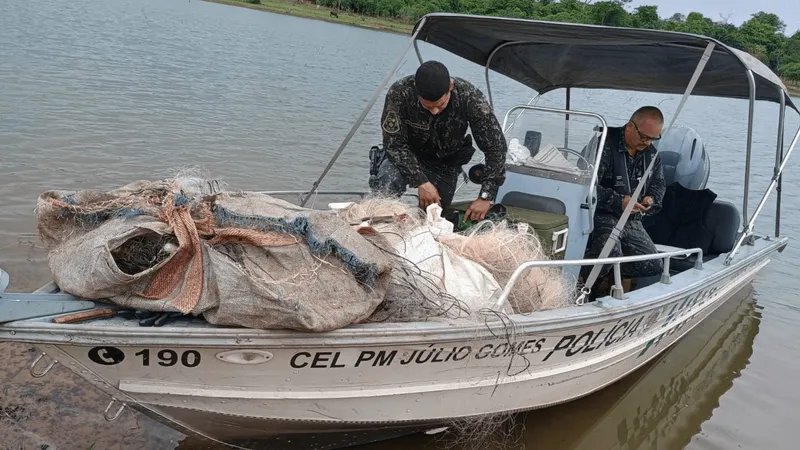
[
  {"x1": 500, "y1": 191, "x2": 567, "y2": 216},
  {"x1": 643, "y1": 182, "x2": 741, "y2": 274},
  {"x1": 446, "y1": 200, "x2": 569, "y2": 258}
]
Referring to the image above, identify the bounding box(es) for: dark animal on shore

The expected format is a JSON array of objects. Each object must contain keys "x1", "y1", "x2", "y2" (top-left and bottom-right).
[{"x1": 330, "y1": 11, "x2": 339, "y2": 18}]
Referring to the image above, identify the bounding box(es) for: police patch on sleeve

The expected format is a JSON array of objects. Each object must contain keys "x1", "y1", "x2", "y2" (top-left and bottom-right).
[{"x1": 382, "y1": 111, "x2": 400, "y2": 134}]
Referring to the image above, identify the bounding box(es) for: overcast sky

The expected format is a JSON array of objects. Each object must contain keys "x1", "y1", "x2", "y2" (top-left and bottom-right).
[{"x1": 629, "y1": 0, "x2": 799, "y2": 35}]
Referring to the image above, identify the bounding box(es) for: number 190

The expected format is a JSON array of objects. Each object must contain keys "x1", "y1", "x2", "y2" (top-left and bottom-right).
[{"x1": 134, "y1": 349, "x2": 201, "y2": 368}]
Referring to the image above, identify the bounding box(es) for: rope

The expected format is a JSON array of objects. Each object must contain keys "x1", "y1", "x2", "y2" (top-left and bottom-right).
[
  {"x1": 138, "y1": 194, "x2": 302, "y2": 313},
  {"x1": 142, "y1": 193, "x2": 205, "y2": 313}
]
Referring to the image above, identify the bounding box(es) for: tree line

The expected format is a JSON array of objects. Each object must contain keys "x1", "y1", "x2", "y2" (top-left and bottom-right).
[{"x1": 315, "y1": 0, "x2": 800, "y2": 83}]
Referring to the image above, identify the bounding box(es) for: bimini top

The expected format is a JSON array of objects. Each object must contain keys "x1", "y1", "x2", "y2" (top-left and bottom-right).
[{"x1": 412, "y1": 13, "x2": 797, "y2": 112}]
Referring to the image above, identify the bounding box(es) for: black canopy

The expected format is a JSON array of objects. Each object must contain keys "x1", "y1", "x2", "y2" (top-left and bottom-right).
[{"x1": 412, "y1": 13, "x2": 796, "y2": 112}]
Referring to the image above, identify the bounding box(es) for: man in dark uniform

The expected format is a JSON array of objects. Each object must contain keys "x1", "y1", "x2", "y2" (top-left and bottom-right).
[
  {"x1": 580, "y1": 106, "x2": 667, "y2": 292},
  {"x1": 368, "y1": 60, "x2": 507, "y2": 221}
]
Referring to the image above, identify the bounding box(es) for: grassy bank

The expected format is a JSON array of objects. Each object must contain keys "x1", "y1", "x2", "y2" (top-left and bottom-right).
[
  {"x1": 203, "y1": 0, "x2": 414, "y2": 34},
  {"x1": 786, "y1": 83, "x2": 800, "y2": 97}
]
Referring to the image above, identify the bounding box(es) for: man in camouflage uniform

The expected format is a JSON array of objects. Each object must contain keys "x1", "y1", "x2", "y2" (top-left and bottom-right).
[
  {"x1": 369, "y1": 60, "x2": 507, "y2": 220},
  {"x1": 580, "y1": 106, "x2": 667, "y2": 293}
]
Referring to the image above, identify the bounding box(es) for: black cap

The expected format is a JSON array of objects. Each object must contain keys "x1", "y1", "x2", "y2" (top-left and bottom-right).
[{"x1": 414, "y1": 61, "x2": 451, "y2": 101}]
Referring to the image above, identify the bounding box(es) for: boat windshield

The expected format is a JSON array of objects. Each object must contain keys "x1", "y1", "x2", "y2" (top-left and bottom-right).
[{"x1": 502, "y1": 106, "x2": 604, "y2": 185}]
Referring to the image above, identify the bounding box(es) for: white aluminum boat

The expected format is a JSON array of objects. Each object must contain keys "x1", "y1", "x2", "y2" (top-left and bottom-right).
[{"x1": 0, "y1": 13, "x2": 798, "y2": 450}]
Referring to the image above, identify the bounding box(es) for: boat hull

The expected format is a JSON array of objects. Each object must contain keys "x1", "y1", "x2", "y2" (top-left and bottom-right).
[{"x1": 18, "y1": 252, "x2": 770, "y2": 448}]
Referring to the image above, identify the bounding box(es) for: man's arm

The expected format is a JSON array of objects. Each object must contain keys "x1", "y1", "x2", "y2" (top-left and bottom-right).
[
  {"x1": 642, "y1": 153, "x2": 666, "y2": 216},
  {"x1": 464, "y1": 83, "x2": 507, "y2": 200},
  {"x1": 381, "y1": 89, "x2": 428, "y2": 188},
  {"x1": 595, "y1": 148, "x2": 625, "y2": 215}
]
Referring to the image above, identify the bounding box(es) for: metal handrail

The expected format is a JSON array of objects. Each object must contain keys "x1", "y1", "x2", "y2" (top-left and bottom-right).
[
  {"x1": 502, "y1": 94, "x2": 541, "y2": 135},
  {"x1": 775, "y1": 89, "x2": 786, "y2": 237},
  {"x1": 500, "y1": 105, "x2": 608, "y2": 187},
  {"x1": 725, "y1": 122, "x2": 800, "y2": 265},
  {"x1": 493, "y1": 247, "x2": 705, "y2": 310},
  {"x1": 501, "y1": 104, "x2": 608, "y2": 235}
]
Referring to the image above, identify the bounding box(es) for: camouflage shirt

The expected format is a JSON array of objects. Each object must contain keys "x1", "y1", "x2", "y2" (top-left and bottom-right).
[
  {"x1": 595, "y1": 129, "x2": 666, "y2": 219},
  {"x1": 380, "y1": 75, "x2": 508, "y2": 200}
]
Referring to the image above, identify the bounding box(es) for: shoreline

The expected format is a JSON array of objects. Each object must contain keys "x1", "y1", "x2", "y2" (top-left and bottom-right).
[
  {"x1": 205, "y1": 0, "x2": 800, "y2": 98},
  {"x1": 201, "y1": 0, "x2": 413, "y2": 35}
]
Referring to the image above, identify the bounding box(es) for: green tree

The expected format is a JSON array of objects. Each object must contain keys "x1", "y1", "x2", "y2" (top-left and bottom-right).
[
  {"x1": 308, "y1": 0, "x2": 799, "y2": 82},
  {"x1": 739, "y1": 12, "x2": 786, "y2": 69},
  {"x1": 588, "y1": 1, "x2": 628, "y2": 26},
  {"x1": 631, "y1": 5, "x2": 660, "y2": 29},
  {"x1": 776, "y1": 32, "x2": 800, "y2": 67},
  {"x1": 780, "y1": 62, "x2": 800, "y2": 83}
]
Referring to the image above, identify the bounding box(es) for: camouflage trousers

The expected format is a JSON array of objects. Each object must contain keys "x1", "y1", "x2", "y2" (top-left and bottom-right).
[
  {"x1": 580, "y1": 213, "x2": 663, "y2": 282},
  {"x1": 368, "y1": 145, "x2": 464, "y2": 210}
]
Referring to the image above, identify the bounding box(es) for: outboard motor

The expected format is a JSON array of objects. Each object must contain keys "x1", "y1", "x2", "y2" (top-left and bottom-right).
[{"x1": 652, "y1": 126, "x2": 711, "y2": 190}]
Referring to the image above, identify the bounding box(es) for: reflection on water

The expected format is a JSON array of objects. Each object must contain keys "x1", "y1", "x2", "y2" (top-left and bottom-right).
[{"x1": 1, "y1": 0, "x2": 798, "y2": 449}]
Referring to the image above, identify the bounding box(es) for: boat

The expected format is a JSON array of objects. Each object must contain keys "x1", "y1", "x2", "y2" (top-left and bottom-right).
[{"x1": 0, "y1": 12, "x2": 797, "y2": 450}]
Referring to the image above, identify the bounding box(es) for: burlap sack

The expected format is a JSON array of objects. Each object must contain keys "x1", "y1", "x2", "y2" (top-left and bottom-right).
[{"x1": 36, "y1": 181, "x2": 393, "y2": 332}]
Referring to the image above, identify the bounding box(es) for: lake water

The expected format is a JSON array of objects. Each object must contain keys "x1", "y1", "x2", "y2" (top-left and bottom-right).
[{"x1": 1, "y1": 0, "x2": 799, "y2": 449}]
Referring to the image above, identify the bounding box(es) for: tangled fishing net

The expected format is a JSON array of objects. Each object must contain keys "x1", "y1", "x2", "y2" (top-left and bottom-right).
[
  {"x1": 335, "y1": 197, "x2": 575, "y2": 317},
  {"x1": 337, "y1": 196, "x2": 476, "y2": 323},
  {"x1": 437, "y1": 412, "x2": 526, "y2": 450},
  {"x1": 438, "y1": 221, "x2": 575, "y2": 313},
  {"x1": 35, "y1": 173, "x2": 396, "y2": 332},
  {"x1": 33, "y1": 172, "x2": 575, "y2": 331}
]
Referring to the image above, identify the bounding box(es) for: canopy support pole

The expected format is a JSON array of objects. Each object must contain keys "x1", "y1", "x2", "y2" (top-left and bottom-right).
[
  {"x1": 577, "y1": 41, "x2": 715, "y2": 304},
  {"x1": 727, "y1": 123, "x2": 800, "y2": 265},
  {"x1": 775, "y1": 90, "x2": 786, "y2": 237},
  {"x1": 299, "y1": 18, "x2": 427, "y2": 207},
  {"x1": 484, "y1": 40, "x2": 526, "y2": 109},
  {"x1": 413, "y1": 41, "x2": 423, "y2": 64},
  {"x1": 564, "y1": 88, "x2": 571, "y2": 148},
  {"x1": 741, "y1": 69, "x2": 756, "y2": 241}
]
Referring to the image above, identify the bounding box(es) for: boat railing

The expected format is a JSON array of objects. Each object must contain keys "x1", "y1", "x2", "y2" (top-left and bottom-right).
[
  {"x1": 493, "y1": 247, "x2": 705, "y2": 310},
  {"x1": 725, "y1": 121, "x2": 800, "y2": 265},
  {"x1": 500, "y1": 104, "x2": 607, "y2": 184},
  {"x1": 500, "y1": 104, "x2": 608, "y2": 234}
]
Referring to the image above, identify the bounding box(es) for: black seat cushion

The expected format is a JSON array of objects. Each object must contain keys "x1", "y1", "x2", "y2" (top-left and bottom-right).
[
  {"x1": 643, "y1": 184, "x2": 741, "y2": 275},
  {"x1": 643, "y1": 183, "x2": 719, "y2": 253},
  {"x1": 704, "y1": 200, "x2": 741, "y2": 255}
]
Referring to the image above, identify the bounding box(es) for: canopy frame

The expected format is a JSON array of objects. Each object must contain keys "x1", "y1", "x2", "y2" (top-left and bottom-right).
[
  {"x1": 410, "y1": 13, "x2": 798, "y2": 250},
  {"x1": 300, "y1": 13, "x2": 796, "y2": 254}
]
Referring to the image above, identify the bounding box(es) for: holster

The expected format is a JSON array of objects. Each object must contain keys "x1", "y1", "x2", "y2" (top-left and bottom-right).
[{"x1": 369, "y1": 145, "x2": 386, "y2": 176}]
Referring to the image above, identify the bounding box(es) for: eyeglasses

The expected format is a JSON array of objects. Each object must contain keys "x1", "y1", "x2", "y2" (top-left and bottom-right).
[{"x1": 631, "y1": 121, "x2": 661, "y2": 142}]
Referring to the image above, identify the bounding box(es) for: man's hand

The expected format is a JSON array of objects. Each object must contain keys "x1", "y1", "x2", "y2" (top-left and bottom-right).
[
  {"x1": 635, "y1": 195, "x2": 653, "y2": 213},
  {"x1": 622, "y1": 195, "x2": 633, "y2": 211},
  {"x1": 465, "y1": 198, "x2": 491, "y2": 221},
  {"x1": 622, "y1": 195, "x2": 649, "y2": 213},
  {"x1": 418, "y1": 182, "x2": 441, "y2": 209}
]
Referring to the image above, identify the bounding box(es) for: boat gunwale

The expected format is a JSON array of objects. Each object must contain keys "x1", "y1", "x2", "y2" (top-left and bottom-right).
[{"x1": 41, "y1": 267, "x2": 762, "y2": 431}]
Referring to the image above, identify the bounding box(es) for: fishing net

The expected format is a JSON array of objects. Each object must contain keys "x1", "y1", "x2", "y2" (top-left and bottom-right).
[
  {"x1": 34, "y1": 174, "x2": 574, "y2": 331},
  {"x1": 438, "y1": 221, "x2": 575, "y2": 313},
  {"x1": 339, "y1": 197, "x2": 478, "y2": 323},
  {"x1": 334, "y1": 198, "x2": 575, "y2": 317},
  {"x1": 35, "y1": 175, "x2": 395, "y2": 332}
]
